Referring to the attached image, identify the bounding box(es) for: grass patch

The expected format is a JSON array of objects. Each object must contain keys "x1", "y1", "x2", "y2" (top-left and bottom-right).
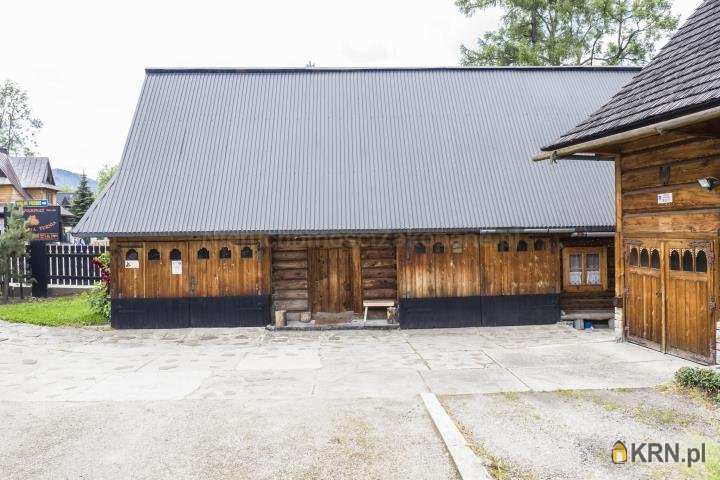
[
  {"x1": 555, "y1": 389, "x2": 584, "y2": 401},
  {"x1": 0, "y1": 295, "x2": 108, "y2": 327}
]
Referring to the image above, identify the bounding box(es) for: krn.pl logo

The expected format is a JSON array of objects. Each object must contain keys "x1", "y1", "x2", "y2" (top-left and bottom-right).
[{"x1": 612, "y1": 441, "x2": 628, "y2": 464}]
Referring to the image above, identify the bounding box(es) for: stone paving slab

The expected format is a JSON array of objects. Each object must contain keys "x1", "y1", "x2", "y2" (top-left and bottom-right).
[{"x1": 0, "y1": 321, "x2": 695, "y2": 402}]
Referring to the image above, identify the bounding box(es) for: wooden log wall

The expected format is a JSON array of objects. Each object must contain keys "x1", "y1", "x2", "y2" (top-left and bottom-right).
[
  {"x1": 620, "y1": 135, "x2": 720, "y2": 237},
  {"x1": 271, "y1": 237, "x2": 397, "y2": 321},
  {"x1": 113, "y1": 233, "x2": 615, "y2": 315},
  {"x1": 361, "y1": 239, "x2": 397, "y2": 301}
]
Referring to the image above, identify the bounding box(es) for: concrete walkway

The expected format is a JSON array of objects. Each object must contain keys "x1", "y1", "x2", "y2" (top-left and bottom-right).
[{"x1": 0, "y1": 322, "x2": 691, "y2": 402}]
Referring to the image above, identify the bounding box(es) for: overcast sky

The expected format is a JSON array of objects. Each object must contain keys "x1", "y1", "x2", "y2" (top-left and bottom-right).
[{"x1": 2, "y1": 0, "x2": 702, "y2": 177}]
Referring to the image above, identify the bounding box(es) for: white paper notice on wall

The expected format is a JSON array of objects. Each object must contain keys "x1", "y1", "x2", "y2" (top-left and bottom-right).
[
  {"x1": 124, "y1": 260, "x2": 139, "y2": 269},
  {"x1": 171, "y1": 260, "x2": 182, "y2": 275},
  {"x1": 657, "y1": 192, "x2": 673, "y2": 204}
]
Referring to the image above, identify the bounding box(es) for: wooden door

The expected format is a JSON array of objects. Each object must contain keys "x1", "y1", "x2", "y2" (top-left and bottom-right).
[
  {"x1": 665, "y1": 240, "x2": 715, "y2": 364},
  {"x1": 144, "y1": 242, "x2": 189, "y2": 298},
  {"x1": 188, "y1": 241, "x2": 219, "y2": 297},
  {"x1": 308, "y1": 247, "x2": 354, "y2": 313},
  {"x1": 624, "y1": 242, "x2": 663, "y2": 349}
]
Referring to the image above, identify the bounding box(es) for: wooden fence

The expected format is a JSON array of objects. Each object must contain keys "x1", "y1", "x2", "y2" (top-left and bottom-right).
[{"x1": 9, "y1": 243, "x2": 107, "y2": 289}]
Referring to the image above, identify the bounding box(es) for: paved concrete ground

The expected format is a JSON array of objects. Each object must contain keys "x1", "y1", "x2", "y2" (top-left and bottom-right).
[
  {"x1": 443, "y1": 388, "x2": 720, "y2": 480},
  {"x1": 0, "y1": 322, "x2": 692, "y2": 402},
  {"x1": 0, "y1": 321, "x2": 694, "y2": 479}
]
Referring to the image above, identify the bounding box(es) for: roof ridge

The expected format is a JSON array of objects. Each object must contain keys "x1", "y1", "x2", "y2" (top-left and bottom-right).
[{"x1": 145, "y1": 66, "x2": 643, "y2": 74}]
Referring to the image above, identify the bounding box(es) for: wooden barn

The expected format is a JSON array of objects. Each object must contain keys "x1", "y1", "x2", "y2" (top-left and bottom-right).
[
  {"x1": 73, "y1": 66, "x2": 638, "y2": 330},
  {"x1": 538, "y1": 0, "x2": 720, "y2": 364}
]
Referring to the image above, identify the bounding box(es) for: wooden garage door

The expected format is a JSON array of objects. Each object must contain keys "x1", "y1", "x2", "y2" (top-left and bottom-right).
[
  {"x1": 624, "y1": 243, "x2": 663, "y2": 349},
  {"x1": 624, "y1": 239, "x2": 716, "y2": 364},
  {"x1": 308, "y1": 247, "x2": 354, "y2": 313},
  {"x1": 665, "y1": 240, "x2": 715, "y2": 364}
]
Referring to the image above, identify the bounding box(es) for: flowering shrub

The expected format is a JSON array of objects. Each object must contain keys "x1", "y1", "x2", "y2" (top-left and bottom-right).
[{"x1": 88, "y1": 251, "x2": 111, "y2": 319}]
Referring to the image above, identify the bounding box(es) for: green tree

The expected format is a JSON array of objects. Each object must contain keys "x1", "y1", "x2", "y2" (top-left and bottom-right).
[
  {"x1": 0, "y1": 80, "x2": 43, "y2": 155},
  {"x1": 96, "y1": 163, "x2": 118, "y2": 193},
  {"x1": 0, "y1": 205, "x2": 34, "y2": 302},
  {"x1": 70, "y1": 173, "x2": 95, "y2": 225},
  {"x1": 457, "y1": 0, "x2": 679, "y2": 66}
]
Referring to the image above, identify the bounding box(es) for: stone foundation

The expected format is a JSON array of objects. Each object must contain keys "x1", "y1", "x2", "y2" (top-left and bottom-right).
[{"x1": 614, "y1": 307, "x2": 624, "y2": 342}]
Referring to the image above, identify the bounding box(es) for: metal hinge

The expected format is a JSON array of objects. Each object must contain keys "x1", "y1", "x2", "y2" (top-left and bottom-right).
[{"x1": 709, "y1": 296, "x2": 716, "y2": 313}]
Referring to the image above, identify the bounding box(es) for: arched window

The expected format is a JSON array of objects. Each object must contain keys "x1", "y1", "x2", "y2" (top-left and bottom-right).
[
  {"x1": 640, "y1": 249, "x2": 649, "y2": 267},
  {"x1": 497, "y1": 240, "x2": 509, "y2": 252},
  {"x1": 197, "y1": 248, "x2": 209, "y2": 260},
  {"x1": 170, "y1": 249, "x2": 181, "y2": 261},
  {"x1": 451, "y1": 241, "x2": 463, "y2": 254},
  {"x1": 432, "y1": 242, "x2": 445, "y2": 254},
  {"x1": 682, "y1": 250, "x2": 694, "y2": 272},
  {"x1": 628, "y1": 248, "x2": 639, "y2": 266},
  {"x1": 517, "y1": 240, "x2": 528, "y2": 252},
  {"x1": 241, "y1": 246, "x2": 253, "y2": 259},
  {"x1": 219, "y1": 247, "x2": 232, "y2": 259},
  {"x1": 533, "y1": 239, "x2": 545, "y2": 251},
  {"x1": 414, "y1": 242, "x2": 426, "y2": 254},
  {"x1": 669, "y1": 250, "x2": 680, "y2": 271},
  {"x1": 148, "y1": 249, "x2": 160, "y2": 261},
  {"x1": 650, "y1": 250, "x2": 660, "y2": 269},
  {"x1": 696, "y1": 250, "x2": 708, "y2": 273},
  {"x1": 125, "y1": 249, "x2": 138, "y2": 261}
]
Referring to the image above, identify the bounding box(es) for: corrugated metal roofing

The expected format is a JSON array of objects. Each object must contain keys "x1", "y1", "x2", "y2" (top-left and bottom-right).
[
  {"x1": 545, "y1": 0, "x2": 720, "y2": 150},
  {"x1": 8, "y1": 156, "x2": 57, "y2": 189},
  {"x1": 74, "y1": 67, "x2": 638, "y2": 237}
]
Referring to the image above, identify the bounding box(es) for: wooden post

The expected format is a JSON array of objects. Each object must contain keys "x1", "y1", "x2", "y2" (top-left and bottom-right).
[
  {"x1": 351, "y1": 242, "x2": 363, "y2": 314},
  {"x1": 614, "y1": 157, "x2": 625, "y2": 339},
  {"x1": 396, "y1": 235, "x2": 406, "y2": 300}
]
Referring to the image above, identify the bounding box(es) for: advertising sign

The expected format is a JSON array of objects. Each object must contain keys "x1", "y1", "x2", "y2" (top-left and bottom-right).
[{"x1": 23, "y1": 206, "x2": 62, "y2": 241}]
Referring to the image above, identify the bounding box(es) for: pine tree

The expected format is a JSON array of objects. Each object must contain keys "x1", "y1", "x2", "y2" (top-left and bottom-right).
[
  {"x1": 70, "y1": 173, "x2": 95, "y2": 225},
  {"x1": 0, "y1": 205, "x2": 34, "y2": 301}
]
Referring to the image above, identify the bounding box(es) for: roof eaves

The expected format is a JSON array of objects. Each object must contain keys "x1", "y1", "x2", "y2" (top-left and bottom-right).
[{"x1": 542, "y1": 98, "x2": 720, "y2": 151}]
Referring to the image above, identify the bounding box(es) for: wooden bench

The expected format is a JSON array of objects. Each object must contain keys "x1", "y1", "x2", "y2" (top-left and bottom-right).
[{"x1": 363, "y1": 299, "x2": 396, "y2": 321}]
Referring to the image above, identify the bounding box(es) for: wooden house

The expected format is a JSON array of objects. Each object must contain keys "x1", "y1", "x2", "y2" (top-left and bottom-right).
[
  {"x1": 0, "y1": 148, "x2": 73, "y2": 223},
  {"x1": 538, "y1": 0, "x2": 720, "y2": 364},
  {"x1": 73, "y1": 66, "x2": 639, "y2": 330}
]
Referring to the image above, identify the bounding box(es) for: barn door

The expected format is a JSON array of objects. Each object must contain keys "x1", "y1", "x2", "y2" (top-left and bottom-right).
[
  {"x1": 188, "y1": 241, "x2": 219, "y2": 297},
  {"x1": 308, "y1": 247, "x2": 354, "y2": 313},
  {"x1": 665, "y1": 240, "x2": 715, "y2": 364},
  {"x1": 624, "y1": 241, "x2": 663, "y2": 350}
]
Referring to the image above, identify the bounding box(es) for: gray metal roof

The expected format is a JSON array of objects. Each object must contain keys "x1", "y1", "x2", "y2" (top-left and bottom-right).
[
  {"x1": 74, "y1": 67, "x2": 639, "y2": 237},
  {"x1": 545, "y1": 0, "x2": 720, "y2": 150},
  {"x1": 8, "y1": 156, "x2": 58, "y2": 189},
  {"x1": 0, "y1": 152, "x2": 30, "y2": 200}
]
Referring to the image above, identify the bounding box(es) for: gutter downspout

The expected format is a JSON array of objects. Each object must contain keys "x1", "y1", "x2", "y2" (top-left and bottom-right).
[{"x1": 533, "y1": 104, "x2": 720, "y2": 162}]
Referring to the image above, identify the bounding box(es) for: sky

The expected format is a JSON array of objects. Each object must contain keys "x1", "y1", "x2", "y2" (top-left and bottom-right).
[{"x1": 2, "y1": 0, "x2": 703, "y2": 178}]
